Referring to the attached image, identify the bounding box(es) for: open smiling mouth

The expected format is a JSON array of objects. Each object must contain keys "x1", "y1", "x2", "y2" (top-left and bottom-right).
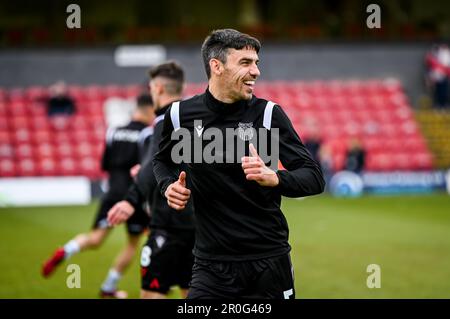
[{"x1": 243, "y1": 80, "x2": 256, "y2": 90}]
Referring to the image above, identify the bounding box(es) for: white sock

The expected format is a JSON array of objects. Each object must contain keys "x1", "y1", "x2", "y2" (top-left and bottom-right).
[
  {"x1": 101, "y1": 268, "x2": 122, "y2": 292},
  {"x1": 63, "y1": 240, "x2": 80, "y2": 259}
]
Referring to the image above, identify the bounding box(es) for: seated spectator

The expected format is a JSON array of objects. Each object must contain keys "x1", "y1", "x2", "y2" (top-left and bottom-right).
[
  {"x1": 47, "y1": 81, "x2": 76, "y2": 116},
  {"x1": 318, "y1": 144, "x2": 334, "y2": 187},
  {"x1": 304, "y1": 133, "x2": 322, "y2": 164},
  {"x1": 344, "y1": 138, "x2": 365, "y2": 173},
  {"x1": 425, "y1": 44, "x2": 450, "y2": 109},
  {"x1": 303, "y1": 118, "x2": 322, "y2": 163}
]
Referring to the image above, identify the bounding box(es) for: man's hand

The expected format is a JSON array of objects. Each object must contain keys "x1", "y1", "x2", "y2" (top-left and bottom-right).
[
  {"x1": 130, "y1": 164, "x2": 141, "y2": 179},
  {"x1": 107, "y1": 200, "x2": 135, "y2": 226},
  {"x1": 241, "y1": 143, "x2": 279, "y2": 187},
  {"x1": 164, "y1": 171, "x2": 191, "y2": 211}
]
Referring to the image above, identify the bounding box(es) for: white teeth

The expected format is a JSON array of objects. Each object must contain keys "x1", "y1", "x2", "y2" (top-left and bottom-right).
[{"x1": 244, "y1": 81, "x2": 255, "y2": 85}]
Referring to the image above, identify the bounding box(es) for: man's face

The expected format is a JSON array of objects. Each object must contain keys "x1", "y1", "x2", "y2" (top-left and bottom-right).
[
  {"x1": 220, "y1": 47, "x2": 260, "y2": 101},
  {"x1": 146, "y1": 106, "x2": 156, "y2": 124},
  {"x1": 149, "y1": 79, "x2": 162, "y2": 109}
]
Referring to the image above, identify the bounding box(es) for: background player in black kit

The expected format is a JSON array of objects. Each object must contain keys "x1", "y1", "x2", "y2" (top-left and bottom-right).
[
  {"x1": 42, "y1": 94, "x2": 155, "y2": 299},
  {"x1": 153, "y1": 29, "x2": 325, "y2": 299},
  {"x1": 107, "y1": 62, "x2": 195, "y2": 299}
]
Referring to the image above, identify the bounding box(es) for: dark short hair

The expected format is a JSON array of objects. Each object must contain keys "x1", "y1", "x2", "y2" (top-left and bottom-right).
[
  {"x1": 201, "y1": 29, "x2": 261, "y2": 79},
  {"x1": 148, "y1": 61, "x2": 185, "y2": 95},
  {"x1": 136, "y1": 93, "x2": 153, "y2": 109}
]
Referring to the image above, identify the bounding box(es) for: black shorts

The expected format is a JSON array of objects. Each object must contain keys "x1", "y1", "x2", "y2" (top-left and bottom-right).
[
  {"x1": 187, "y1": 253, "x2": 295, "y2": 299},
  {"x1": 92, "y1": 194, "x2": 150, "y2": 235},
  {"x1": 140, "y1": 229, "x2": 195, "y2": 294}
]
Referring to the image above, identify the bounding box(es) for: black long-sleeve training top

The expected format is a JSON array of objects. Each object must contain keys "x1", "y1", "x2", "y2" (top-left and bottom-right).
[
  {"x1": 153, "y1": 89, "x2": 325, "y2": 261},
  {"x1": 124, "y1": 104, "x2": 194, "y2": 231},
  {"x1": 101, "y1": 120, "x2": 150, "y2": 198}
]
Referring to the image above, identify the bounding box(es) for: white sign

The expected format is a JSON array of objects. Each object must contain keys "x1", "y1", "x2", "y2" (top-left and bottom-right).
[
  {"x1": 446, "y1": 169, "x2": 450, "y2": 194},
  {"x1": 114, "y1": 45, "x2": 167, "y2": 67},
  {"x1": 0, "y1": 177, "x2": 91, "y2": 207}
]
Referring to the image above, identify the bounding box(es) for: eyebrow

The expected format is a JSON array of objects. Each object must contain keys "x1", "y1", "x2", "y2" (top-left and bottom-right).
[{"x1": 239, "y1": 57, "x2": 259, "y2": 64}]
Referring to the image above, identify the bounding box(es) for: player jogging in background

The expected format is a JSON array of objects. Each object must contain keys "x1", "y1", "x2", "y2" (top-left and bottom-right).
[
  {"x1": 107, "y1": 62, "x2": 195, "y2": 299},
  {"x1": 153, "y1": 29, "x2": 325, "y2": 299},
  {"x1": 41, "y1": 94, "x2": 155, "y2": 299}
]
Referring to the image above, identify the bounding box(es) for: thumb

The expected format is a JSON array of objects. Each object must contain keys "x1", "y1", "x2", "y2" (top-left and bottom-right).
[
  {"x1": 178, "y1": 171, "x2": 186, "y2": 187},
  {"x1": 249, "y1": 143, "x2": 259, "y2": 159}
]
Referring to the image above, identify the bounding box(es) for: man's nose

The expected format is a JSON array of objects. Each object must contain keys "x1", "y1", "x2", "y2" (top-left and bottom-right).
[{"x1": 250, "y1": 64, "x2": 260, "y2": 77}]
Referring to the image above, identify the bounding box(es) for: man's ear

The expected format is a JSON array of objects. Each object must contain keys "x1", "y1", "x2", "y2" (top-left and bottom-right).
[
  {"x1": 155, "y1": 81, "x2": 164, "y2": 95},
  {"x1": 209, "y1": 58, "x2": 223, "y2": 77}
]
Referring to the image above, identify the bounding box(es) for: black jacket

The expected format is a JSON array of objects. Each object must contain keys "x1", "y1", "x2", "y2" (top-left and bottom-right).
[
  {"x1": 153, "y1": 89, "x2": 325, "y2": 261},
  {"x1": 125, "y1": 104, "x2": 195, "y2": 231},
  {"x1": 101, "y1": 120, "x2": 149, "y2": 198}
]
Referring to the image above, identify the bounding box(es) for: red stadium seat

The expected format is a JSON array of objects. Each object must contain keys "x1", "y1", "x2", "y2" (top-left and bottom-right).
[
  {"x1": 8, "y1": 88, "x2": 27, "y2": 103},
  {"x1": 13, "y1": 129, "x2": 32, "y2": 145},
  {"x1": 50, "y1": 115, "x2": 71, "y2": 131},
  {"x1": 91, "y1": 143, "x2": 104, "y2": 159},
  {"x1": 412, "y1": 152, "x2": 433, "y2": 170},
  {"x1": 104, "y1": 85, "x2": 124, "y2": 98},
  {"x1": 322, "y1": 125, "x2": 343, "y2": 139},
  {"x1": 35, "y1": 143, "x2": 55, "y2": 159},
  {"x1": 0, "y1": 131, "x2": 11, "y2": 144},
  {"x1": 393, "y1": 153, "x2": 413, "y2": 170},
  {"x1": 79, "y1": 156, "x2": 101, "y2": 179},
  {"x1": 123, "y1": 85, "x2": 143, "y2": 98},
  {"x1": 393, "y1": 105, "x2": 413, "y2": 119},
  {"x1": 84, "y1": 85, "x2": 105, "y2": 102},
  {"x1": 31, "y1": 116, "x2": 51, "y2": 131},
  {"x1": 17, "y1": 158, "x2": 37, "y2": 176},
  {"x1": 343, "y1": 121, "x2": 362, "y2": 137},
  {"x1": 0, "y1": 115, "x2": 8, "y2": 130},
  {"x1": 74, "y1": 142, "x2": 93, "y2": 158},
  {"x1": 333, "y1": 152, "x2": 346, "y2": 171},
  {"x1": 383, "y1": 138, "x2": 402, "y2": 151},
  {"x1": 67, "y1": 85, "x2": 83, "y2": 96},
  {"x1": 54, "y1": 132, "x2": 71, "y2": 144},
  {"x1": 75, "y1": 102, "x2": 90, "y2": 116},
  {"x1": 28, "y1": 103, "x2": 47, "y2": 116},
  {"x1": 0, "y1": 102, "x2": 7, "y2": 117},
  {"x1": 8, "y1": 101, "x2": 27, "y2": 117},
  {"x1": 72, "y1": 130, "x2": 92, "y2": 144},
  {"x1": 15, "y1": 143, "x2": 34, "y2": 159},
  {"x1": 366, "y1": 152, "x2": 394, "y2": 171},
  {"x1": 58, "y1": 157, "x2": 79, "y2": 176},
  {"x1": 0, "y1": 144, "x2": 14, "y2": 159},
  {"x1": 26, "y1": 86, "x2": 49, "y2": 101},
  {"x1": 400, "y1": 121, "x2": 419, "y2": 136},
  {"x1": 85, "y1": 101, "x2": 104, "y2": 117},
  {"x1": 11, "y1": 116, "x2": 30, "y2": 130},
  {"x1": 348, "y1": 96, "x2": 369, "y2": 110},
  {"x1": 32, "y1": 129, "x2": 52, "y2": 145},
  {"x1": 93, "y1": 127, "x2": 106, "y2": 143},
  {"x1": 89, "y1": 114, "x2": 105, "y2": 127},
  {"x1": 317, "y1": 110, "x2": 339, "y2": 124},
  {"x1": 70, "y1": 116, "x2": 89, "y2": 131},
  {"x1": 378, "y1": 123, "x2": 398, "y2": 137},
  {"x1": 363, "y1": 137, "x2": 384, "y2": 152},
  {"x1": 402, "y1": 137, "x2": 427, "y2": 152},
  {"x1": 37, "y1": 157, "x2": 58, "y2": 176},
  {"x1": 0, "y1": 159, "x2": 16, "y2": 177},
  {"x1": 55, "y1": 142, "x2": 74, "y2": 158}
]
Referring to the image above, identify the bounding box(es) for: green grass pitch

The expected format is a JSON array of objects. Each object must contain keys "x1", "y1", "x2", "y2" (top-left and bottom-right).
[{"x1": 1, "y1": 193, "x2": 449, "y2": 298}]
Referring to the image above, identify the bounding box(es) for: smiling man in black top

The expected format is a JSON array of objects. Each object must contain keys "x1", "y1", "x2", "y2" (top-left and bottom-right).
[{"x1": 154, "y1": 29, "x2": 325, "y2": 299}]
